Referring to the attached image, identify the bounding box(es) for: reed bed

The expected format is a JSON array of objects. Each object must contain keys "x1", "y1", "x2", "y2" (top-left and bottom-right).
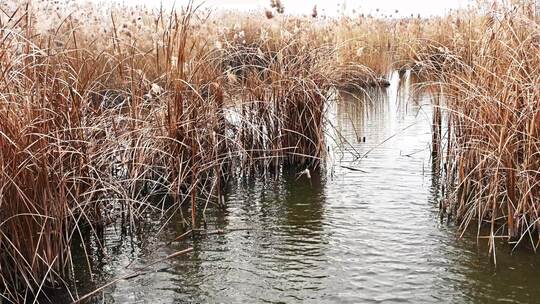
[
  {"x1": 2, "y1": 0, "x2": 540, "y2": 301},
  {"x1": 412, "y1": 2, "x2": 540, "y2": 258},
  {"x1": 0, "y1": 0, "x2": 380, "y2": 302},
  {"x1": 324, "y1": 0, "x2": 540, "y2": 258}
]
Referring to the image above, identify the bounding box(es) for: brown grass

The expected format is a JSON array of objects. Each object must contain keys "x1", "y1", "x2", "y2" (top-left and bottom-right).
[
  {"x1": 0, "y1": 0, "x2": 378, "y2": 301},
  {"x1": 2, "y1": 0, "x2": 539, "y2": 301},
  {"x1": 413, "y1": 1, "x2": 540, "y2": 259}
]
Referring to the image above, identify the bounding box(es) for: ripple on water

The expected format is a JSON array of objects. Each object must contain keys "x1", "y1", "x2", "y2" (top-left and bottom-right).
[{"x1": 74, "y1": 73, "x2": 540, "y2": 304}]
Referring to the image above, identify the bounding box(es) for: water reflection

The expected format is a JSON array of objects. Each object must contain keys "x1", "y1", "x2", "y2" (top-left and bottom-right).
[{"x1": 66, "y1": 71, "x2": 540, "y2": 304}]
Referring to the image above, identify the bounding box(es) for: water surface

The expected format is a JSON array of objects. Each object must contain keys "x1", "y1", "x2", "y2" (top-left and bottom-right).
[{"x1": 68, "y1": 72, "x2": 539, "y2": 304}]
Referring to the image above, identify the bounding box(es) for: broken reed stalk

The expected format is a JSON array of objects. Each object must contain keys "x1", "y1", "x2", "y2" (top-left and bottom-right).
[{"x1": 74, "y1": 247, "x2": 193, "y2": 304}]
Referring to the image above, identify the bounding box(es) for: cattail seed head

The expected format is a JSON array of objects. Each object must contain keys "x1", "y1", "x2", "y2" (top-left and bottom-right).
[{"x1": 270, "y1": 0, "x2": 284, "y2": 14}]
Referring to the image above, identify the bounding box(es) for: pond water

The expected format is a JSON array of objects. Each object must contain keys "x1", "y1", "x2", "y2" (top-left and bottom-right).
[{"x1": 61, "y1": 72, "x2": 539, "y2": 304}]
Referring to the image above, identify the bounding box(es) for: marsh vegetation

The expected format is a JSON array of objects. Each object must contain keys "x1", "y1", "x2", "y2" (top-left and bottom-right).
[{"x1": 0, "y1": 0, "x2": 539, "y2": 302}]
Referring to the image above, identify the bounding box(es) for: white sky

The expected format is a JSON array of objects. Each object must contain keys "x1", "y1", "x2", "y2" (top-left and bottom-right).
[{"x1": 98, "y1": 0, "x2": 469, "y2": 17}]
